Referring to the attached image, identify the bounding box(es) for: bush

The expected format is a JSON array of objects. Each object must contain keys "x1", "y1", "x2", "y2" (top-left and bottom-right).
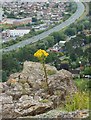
[{"x1": 65, "y1": 91, "x2": 89, "y2": 112}]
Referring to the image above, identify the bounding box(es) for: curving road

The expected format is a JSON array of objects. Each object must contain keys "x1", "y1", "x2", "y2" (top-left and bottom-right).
[{"x1": 3, "y1": 1, "x2": 85, "y2": 52}]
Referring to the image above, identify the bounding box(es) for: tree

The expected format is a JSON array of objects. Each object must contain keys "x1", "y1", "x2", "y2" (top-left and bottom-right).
[
  {"x1": 65, "y1": 28, "x2": 76, "y2": 36},
  {"x1": 75, "y1": 47, "x2": 83, "y2": 57},
  {"x1": 46, "y1": 52, "x2": 59, "y2": 63},
  {"x1": 36, "y1": 42, "x2": 46, "y2": 50},
  {"x1": 83, "y1": 20, "x2": 90, "y2": 29},
  {"x1": 2, "y1": 71, "x2": 7, "y2": 82},
  {"x1": 46, "y1": 36, "x2": 55, "y2": 47},
  {"x1": 89, "y1": 2, "x2": 91, "y2": 15},
  {"x1": 84, "y1": 47, "x2": 91, "y2": 63},
  {"x1": 51, "y1": 32, "x2": 66, "y2": 43},
  {"x1": 70, "y1": 52, "x2": 77, "y2": 62},
  {"x1": 76, "y1": 24, "x2": 84, "y2": 32}
]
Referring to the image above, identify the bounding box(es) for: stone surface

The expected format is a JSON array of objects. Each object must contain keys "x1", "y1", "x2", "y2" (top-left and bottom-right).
[
  {"x1": 18, "y1": 109, "x2": 89, "y2": 119},
  {"x1": 57, "y1": 109, "x2": 89, "y2": 119},
  {"x1": 0, "y1": 61, "x2": 78, "y2": 119}
]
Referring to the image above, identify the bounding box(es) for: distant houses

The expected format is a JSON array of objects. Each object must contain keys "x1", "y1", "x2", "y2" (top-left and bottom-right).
[
  {"x1": 48, "y1": 41, "x2": 66, "y2": 52},
  {"x1": 1, "y1": 1, "x2": 68, "y2": 26}
]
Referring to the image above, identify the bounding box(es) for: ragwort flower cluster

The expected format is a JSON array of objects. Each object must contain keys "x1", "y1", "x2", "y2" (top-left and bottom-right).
[{"x1": 34, "y1": 49, "x2": 49, "y2": 60}]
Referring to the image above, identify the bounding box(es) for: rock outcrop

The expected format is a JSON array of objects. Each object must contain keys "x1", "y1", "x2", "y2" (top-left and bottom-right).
[{"x1": 0, "y1": 61, "x2": 77, "y2": 119}]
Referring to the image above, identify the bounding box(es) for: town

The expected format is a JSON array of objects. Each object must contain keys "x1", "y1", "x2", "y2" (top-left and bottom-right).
[{"x1": 1, "y1": 1, "x2": 71, "y2": 43}]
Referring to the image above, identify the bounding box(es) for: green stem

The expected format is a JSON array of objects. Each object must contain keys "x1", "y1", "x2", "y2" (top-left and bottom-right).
[{"x1": 42, "y1": 62, "x2": 49, "y2": 90}]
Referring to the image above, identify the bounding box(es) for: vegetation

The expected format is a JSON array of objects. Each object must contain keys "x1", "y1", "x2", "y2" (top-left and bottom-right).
[
  {"x1": 63, "y1": 78, "x2": 90, "y2": 112},
  {"x1": 65, "y1": 91, "x2": 89, "y2": 112},
  {"x1": 74, "y1": 78, "x2": 89, "y2": 91},
  {"x1": 47, "y1": 69, "x2": 56, "y2": 75}
]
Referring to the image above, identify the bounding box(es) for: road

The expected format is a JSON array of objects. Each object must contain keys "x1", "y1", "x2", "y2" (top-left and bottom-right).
[{"x1": 3, "y1": 1, "x2": 85, "y2": 53}]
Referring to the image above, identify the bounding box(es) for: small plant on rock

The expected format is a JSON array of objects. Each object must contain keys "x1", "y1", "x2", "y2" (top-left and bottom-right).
[
  {"x1": 47, "y1": 69, "x2": 56, "y2": 75},
  {"x1": 34, "y1": 49, "x2": 49, "y2": 92}
]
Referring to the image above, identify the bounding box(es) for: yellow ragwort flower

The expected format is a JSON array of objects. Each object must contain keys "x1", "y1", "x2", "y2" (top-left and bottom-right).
[{"x1": 34, "y1": 49, "x2": 49, "y2": 59}]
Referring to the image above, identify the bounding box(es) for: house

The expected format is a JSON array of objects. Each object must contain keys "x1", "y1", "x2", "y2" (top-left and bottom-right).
[
  {"x1": 2, "y1": 29, "x2": 30, "y2": 38},
  {"x1": 59, "y1": 41, "x2": 66, "y2": 47}
]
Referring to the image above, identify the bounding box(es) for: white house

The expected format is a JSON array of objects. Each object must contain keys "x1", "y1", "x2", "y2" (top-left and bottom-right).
[
  {"x1": 2, "y1": 29, "x2": 30, "y2": 38},
  {"x1": 9, "y1": 29, "x2": 30, "y2": 37},
  {"x1": 59, "y1": 41, "x2": 66, "y2": 47}
]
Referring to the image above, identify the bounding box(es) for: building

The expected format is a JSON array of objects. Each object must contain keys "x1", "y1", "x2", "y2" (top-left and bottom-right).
[
  {"x1": 2, "y1": 18, "x2": 15, "y2": 25},
  {"x1": 32, "y1": 23, "x2": 47, "y2": 31},
  {"x1": 2, "y1": 29, "x2": 30, "y2": 38},
  {"x1": 59, "y1": 41, "x2": 66, "y2": 47},
  {"x1": 13, "y1": 17, "x2": 32, "y2": 26},
  {"x1": 9, "y1": 29, "x2": 30, "y2": 37},
  {"x1": 2, "y1": 17, "x2": 32, "y2": 26}
]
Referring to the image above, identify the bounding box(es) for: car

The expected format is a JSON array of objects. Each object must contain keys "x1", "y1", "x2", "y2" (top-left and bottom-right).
[{"x1": 84, "y1": 75, "x2": 91, "y2": 79}]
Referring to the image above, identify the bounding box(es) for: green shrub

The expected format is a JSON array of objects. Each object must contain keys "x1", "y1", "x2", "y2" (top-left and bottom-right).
[{"x1": 65, "y1": 92, "x2": 89, "y2": 112}]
